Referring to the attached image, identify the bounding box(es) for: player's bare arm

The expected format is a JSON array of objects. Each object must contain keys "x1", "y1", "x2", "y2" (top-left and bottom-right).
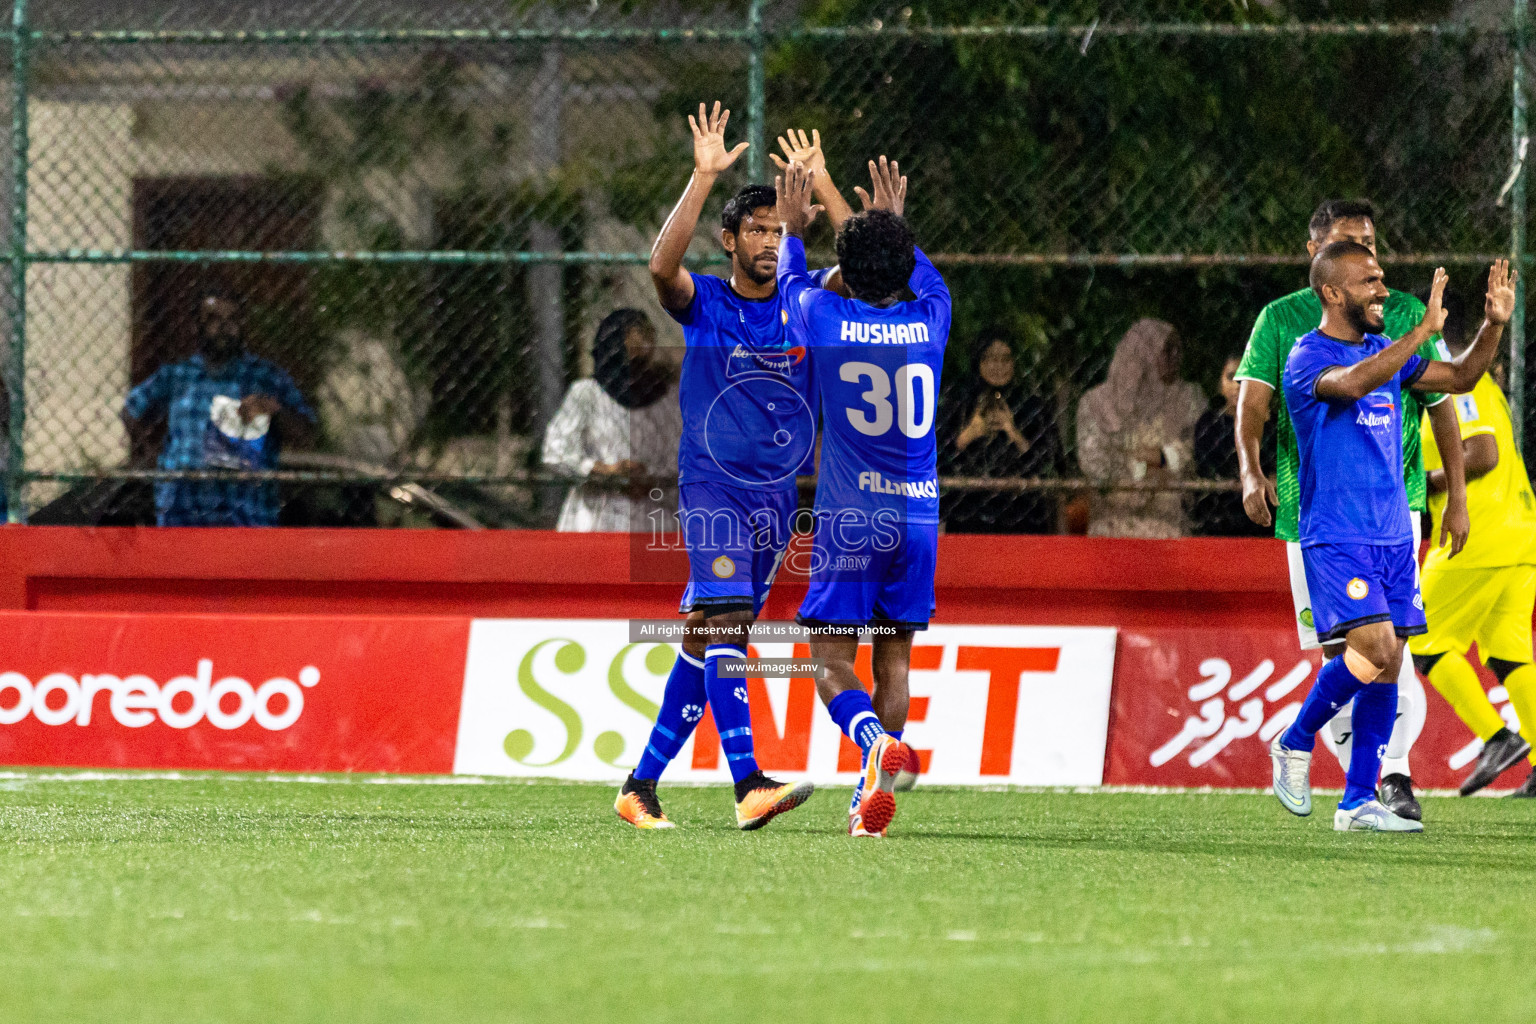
[
  {"x1": 1314, "y1": 266, "x2": 1448, "y2": 403},
  {"x1": 1412, "y1": 259, "x2": 1518, "y2": 395},
  {"x1": 1235, "y1": 379, "x2": 1277, "y2": 526},
  {"x1": 772, "y1": 128, "x2": 854, "y2": 294},
  {"x1": 1425, "y1": 398, "x2": 1469, "y2": 557},
  {"x1": 1428, "y1": 433, "x2": 1499, "y2": 494},
  {"x1": 649, "y1": 100, "x2": 749, "y2": 312},
  {"x1": 770, "y1": 129, "x2": 856, "y2": 229},
  {"x1": 775, "y1": 160, "x2": 824, "y2": 239}
]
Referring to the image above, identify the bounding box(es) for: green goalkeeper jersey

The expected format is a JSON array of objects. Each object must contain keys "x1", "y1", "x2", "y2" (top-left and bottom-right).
[{"x1": 1236, "y1": 286, "x2": 1443, "y2": 543}]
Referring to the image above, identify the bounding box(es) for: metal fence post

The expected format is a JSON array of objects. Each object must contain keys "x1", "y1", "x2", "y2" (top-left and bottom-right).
[
  {"x1": 747, "y1": 0, "x2": 766, "y2": 183},
  {"x1": 6, "y1": 0, "x2": 27, "y2": 523}
]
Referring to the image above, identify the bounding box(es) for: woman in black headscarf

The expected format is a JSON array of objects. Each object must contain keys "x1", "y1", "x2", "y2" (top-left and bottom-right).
[
  {"x1": 938, "y1": 331, "x2": 1062, "y2": 533},
  {"x1": 542, "y1": 309, "x2": 681, "y2": 531}
]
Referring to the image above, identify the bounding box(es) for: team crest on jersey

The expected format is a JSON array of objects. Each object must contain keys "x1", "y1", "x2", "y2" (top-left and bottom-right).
[
  {"x1": 711, "y1": 556, "x2": 736, "y2": 579},
  {"x1": 1347, "y1": 578, "x2": 1369, "y2": 600}
]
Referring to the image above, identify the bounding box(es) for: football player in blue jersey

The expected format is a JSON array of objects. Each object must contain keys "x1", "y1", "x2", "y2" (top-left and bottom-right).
[
  {"x1": 615, "y1": 103, "x2": 853, "y2": 831},
  {"x1": 777, "y1": 156, "x2": 948, "y2": 837},
  {"x1": 1271, "y1": 242, "x2": 1515, "y2": 832}
]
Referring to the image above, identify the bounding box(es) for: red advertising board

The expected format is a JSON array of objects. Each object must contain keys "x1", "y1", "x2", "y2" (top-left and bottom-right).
[
  {"x1": 1105, "y1": 628, "x2": 1520, "y2": 791},
  {"x1": 0, "y1": 612, "x2": 468, "y2": 773}
]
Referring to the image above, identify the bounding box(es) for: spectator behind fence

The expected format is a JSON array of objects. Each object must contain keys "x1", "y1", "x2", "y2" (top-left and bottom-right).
[
  {"x1": 1076, "y1": 318, "x2": 1204, "y2": 538},
  {"x1": 938, "y1": 331, "x2": 1061, "y2": 533},
  {"x1": 1191, "y1": 353, "x2": 1275, "y2": 536},
  {"x1": 123, "y1": 285, "x2": 315, "y2": 527},
  {"x1": 542, "y1": 309, "x2": 682, "y2": 532}
]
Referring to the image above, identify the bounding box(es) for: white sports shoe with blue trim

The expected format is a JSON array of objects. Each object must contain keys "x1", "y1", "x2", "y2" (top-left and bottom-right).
[
  {"x1": 1270, "y1": 733, "x2": 1313, "y2": 817},
  {"x1": 1333, "y1": 799, "x2": 1424, "y2": 832}
]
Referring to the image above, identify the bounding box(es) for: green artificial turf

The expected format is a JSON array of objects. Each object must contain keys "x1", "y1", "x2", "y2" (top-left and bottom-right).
[{"x1": 1, "y1": 773, "x2": 1534, "y2": 1023}]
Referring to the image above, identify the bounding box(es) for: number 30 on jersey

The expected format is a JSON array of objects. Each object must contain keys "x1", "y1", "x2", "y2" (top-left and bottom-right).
[{"x1": 840, "y1": 361, "x2": 936, "y2": 439}]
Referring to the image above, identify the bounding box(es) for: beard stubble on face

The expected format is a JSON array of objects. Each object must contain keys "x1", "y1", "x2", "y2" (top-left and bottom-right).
[
  {"x1": 1343, "y1": 296, "x2": 1385, "y2": 336},
  {"x1": 739, "y1": 252, "x2": 777, "y2": 286}
]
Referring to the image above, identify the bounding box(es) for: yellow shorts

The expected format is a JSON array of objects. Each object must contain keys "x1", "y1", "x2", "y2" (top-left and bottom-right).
[{"x1": 1409, "y1": 563, "x2": 1536, "y2": 663}]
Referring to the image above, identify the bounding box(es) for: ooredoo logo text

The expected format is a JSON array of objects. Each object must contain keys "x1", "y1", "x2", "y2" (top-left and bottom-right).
[{"x1": 0, "y1": 659, "x2": 320, "y2": 731}]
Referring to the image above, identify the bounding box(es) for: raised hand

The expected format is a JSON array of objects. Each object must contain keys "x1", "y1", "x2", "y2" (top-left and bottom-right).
[
  {"x1": 1486, "y1": 258, "x2": 1519, "y2": 326},
  {"x1": 775, "y1": 161, "x2": 824, "y2": 238},
  {"x1": 689, "y1": 100, "x2": 748, "y2": 175},
  {"x1": 853, "y1": 155, "x2": 907, "y2": 217},
  {"x1": 1422, "y1": 266, "x2": 1449, "y2": 336},
  {"x1": 769, "y1": 128, "x2": 826, "y2": 177}
]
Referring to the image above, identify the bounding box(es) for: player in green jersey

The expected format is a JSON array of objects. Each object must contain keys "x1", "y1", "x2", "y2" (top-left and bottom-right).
[{"x1": 1234, "y1": 199, "x2": 1470, "y2": 822}]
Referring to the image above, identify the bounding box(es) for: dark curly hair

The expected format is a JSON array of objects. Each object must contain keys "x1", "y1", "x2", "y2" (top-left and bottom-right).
[
  {"x1": 836, "y1": 209, "x2": 916, "y2": 302},
  {"x1": 721, "y1": 184, "x2": 777, "y2": 236},
  {"x1": 1308, "y1": 198, "x2": 1375, "y2": 241}
]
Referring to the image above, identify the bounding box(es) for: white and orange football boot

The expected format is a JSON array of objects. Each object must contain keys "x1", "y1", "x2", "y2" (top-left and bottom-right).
[
  {"x1": 614, "y1": 774, "x2": 675, "y2": 830},
  {"x1": 734, "y1": 771, "x2": 815, "y2": 831},
  {"x1": 853, "y1": 735, "x2": 915, "y2": 837}
]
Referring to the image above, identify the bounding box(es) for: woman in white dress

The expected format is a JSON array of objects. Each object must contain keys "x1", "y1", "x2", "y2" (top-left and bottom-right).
[{"x1": 542, "y1": 309, "x2": 682, "y2": 532}]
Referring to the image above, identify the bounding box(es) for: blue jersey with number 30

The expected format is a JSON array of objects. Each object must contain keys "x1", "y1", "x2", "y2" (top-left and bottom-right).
[{"x1": 777, "y1": 236, "x2": 951, "y2": 523}]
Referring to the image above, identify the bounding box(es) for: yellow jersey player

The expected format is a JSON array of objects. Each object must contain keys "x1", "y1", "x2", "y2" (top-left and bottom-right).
[{"x1": 1412, "y1": 289, "x2": 1536, "y2": 797}]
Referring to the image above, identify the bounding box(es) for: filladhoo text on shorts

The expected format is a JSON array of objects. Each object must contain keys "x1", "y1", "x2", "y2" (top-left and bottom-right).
[{"x1": 0, "y1": 660, "x2": 321, "y2": 731}]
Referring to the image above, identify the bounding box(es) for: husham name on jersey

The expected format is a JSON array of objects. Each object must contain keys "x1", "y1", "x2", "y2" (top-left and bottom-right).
[{"x1": 839, "y1": 320, "x2": 931, "y2": 345}]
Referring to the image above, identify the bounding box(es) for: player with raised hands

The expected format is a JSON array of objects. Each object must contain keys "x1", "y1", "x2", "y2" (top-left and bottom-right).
[
  {"x1": 777, "y1": 154, "x2": 946, "y2": 837},
  {"x1": 1271, "y1": 249, "x2": 1515, "y2": 832},
  {"x1": 615, "y1": 101, "x2": 838, "y2": 832}
]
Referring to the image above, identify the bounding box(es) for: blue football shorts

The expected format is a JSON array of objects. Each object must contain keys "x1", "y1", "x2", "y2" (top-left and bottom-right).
[
  {"x1": 677, "y1": 480, "x2": 797, "y2": 617},
  {"x1": 1301, "y1": 540, "x2": 1426, "y2": 644},
  {"x1": 796, "y1": 512, "x2": 937, "y2": 632}
]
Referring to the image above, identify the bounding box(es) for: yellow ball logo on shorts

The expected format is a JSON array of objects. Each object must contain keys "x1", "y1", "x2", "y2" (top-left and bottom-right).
[
  {"x1": 1347, "y1": 578, "x2": 1369, "y2": 600},
  {"x1": 711, "y1": 556, "x2": 736, "y2": 579}
]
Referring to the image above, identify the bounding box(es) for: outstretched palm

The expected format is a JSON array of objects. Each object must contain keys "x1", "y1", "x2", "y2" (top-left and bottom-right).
[
  {"x1": 1486, "y1": 258, "x2": 1519, "y2": 325},
  {"x1": 1422, "y1": 266, "x2": 1449, "y2": 336},
  {"x1": 775, "y1": 161, "x2": 824, "y2": 237},
  {"x1": 853, "y1": 155, "x2": 907, "y2": 217},
  {"x1": 690, "y1": 100, "x2": 748, "y2": 175},
  {"x1": 770, "y1": 128, "x2": 826, "y2": 177}
]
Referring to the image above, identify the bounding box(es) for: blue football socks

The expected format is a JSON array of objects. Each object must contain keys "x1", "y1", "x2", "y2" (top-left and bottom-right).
[
  {"x1": 1343, "y1": 681, "x2": 1398, "y2": 810},
  {"x1": 827, "y1": 689, "x2": 886, "y2": 756},
  {"x1": 633, "y1": 649, "x2": 707, "y2": 782},
  {"x1": 704, "y1": 644, "x2": 759, "y2": 785},
  {"x1": 1282, "y1": 654, "x2": 1368, "y2": 753}
]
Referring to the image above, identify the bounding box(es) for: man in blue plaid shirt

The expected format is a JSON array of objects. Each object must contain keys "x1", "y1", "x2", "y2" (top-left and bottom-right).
[{"x1": 124, "y1": 287, "x2": 315, "y2": 526}]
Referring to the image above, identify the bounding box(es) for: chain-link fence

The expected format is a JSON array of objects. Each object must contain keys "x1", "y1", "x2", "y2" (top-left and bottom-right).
[{"x1": 0, "y1": 1, "x2": 1528, "y2": 535}]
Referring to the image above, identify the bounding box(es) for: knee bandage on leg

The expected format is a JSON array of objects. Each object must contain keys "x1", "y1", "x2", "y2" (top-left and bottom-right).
[{"x1": 1344, "y1": 647, "x2": 1383, "y2": 684}]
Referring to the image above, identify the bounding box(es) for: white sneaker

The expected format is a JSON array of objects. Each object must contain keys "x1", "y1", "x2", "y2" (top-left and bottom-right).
[
  {"x1": 1270, "y1": 733, "x2": 1313, "y2": 817},
  {"x1": 1333, "y1": 799, "x2": 1425, "y2": 832}
]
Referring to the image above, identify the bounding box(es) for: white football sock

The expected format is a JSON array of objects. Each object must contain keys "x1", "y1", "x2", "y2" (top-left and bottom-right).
[{"x1": 1380, "y1": 655, "x2": 1426, "y2": 778}]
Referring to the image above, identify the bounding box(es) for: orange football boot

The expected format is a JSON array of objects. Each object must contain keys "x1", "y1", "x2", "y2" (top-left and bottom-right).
[
  {"x1": 734, "y1": 772, "x2": 815, "y2": 831},
  {"x1": 614, "y1": 775, "x2": 675, "y2": 830},
  {"x1": 855, "y1": 735, "x2": 913, "y2": 837}
]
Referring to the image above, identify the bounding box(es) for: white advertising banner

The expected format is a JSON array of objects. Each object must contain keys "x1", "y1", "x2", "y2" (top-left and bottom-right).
[{"x1": 453, "y1": 620, "x2": 1118, "y2": 786}]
